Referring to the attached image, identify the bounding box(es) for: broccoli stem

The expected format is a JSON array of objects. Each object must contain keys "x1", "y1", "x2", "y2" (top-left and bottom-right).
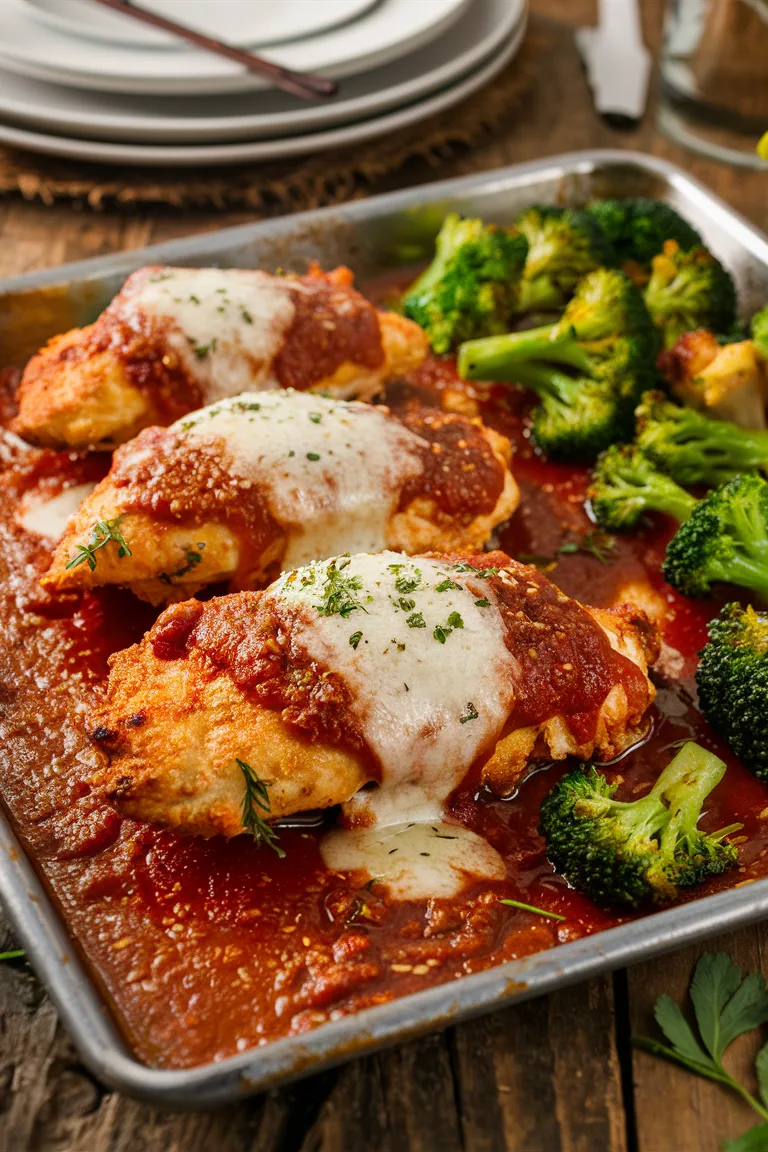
[
  {"x1": 705, "y1": 553, "x2": 768, "y2": 600},
  {"x1": 652, "y1": 742, "x2": 727, "y2": 862},
  {"x1": 587, "y1": 743, "x2": 727, "y2": 856},
  {"x1": 516, "y1": 277, "x2": 562, "y2": 315},
  {"x1": 640, "y1": 481, "x2": 698, "y2": 524},
  {"x1": 458, "y1": 325, "x2": 591, "y2": 380},
  {"x1": 504, "y1": 360, "x2": 582, "y2": 404}
]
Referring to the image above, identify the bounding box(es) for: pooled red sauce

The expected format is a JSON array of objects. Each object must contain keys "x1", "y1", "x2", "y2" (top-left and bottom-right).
[{"x1": 1, "y1": 337, "x2": 768, "y2": 1073}]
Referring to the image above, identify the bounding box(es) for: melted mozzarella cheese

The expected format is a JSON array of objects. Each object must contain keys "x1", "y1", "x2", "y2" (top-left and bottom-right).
[
  {"x1": 128, "y1": 268, "x2": 297, "y2": 402},
  {"x1": 17, "y1": 482, "x2": 97, "y2": 540},
  {"x1": 321, "y1": 822, "x2": 506, "y2": 901},
  {"x1": 176, "y1": 392, "x2": 425, "y2": 567},
  {"x1": 275, "y1": 551, "x2": 518, "y2": 895}
]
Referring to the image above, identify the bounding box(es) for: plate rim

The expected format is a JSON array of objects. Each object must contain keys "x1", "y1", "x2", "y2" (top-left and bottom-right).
[
  {"x1": 0, "y1": 0, "x2": 523, "y2": 144},
  {"x1": 0, "y1": 0, "x2": 473, "y2": 95},
  {"x1": 17, "y1": 0, "x2": 381, "y2": 51},
  {"x1": 0, "y1": 18, "x2": 526, "y2": 168}
]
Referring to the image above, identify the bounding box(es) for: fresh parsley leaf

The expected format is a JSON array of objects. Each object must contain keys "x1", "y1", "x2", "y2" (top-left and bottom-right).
[
  {"x1": 757, "y1": 1044, "x2": 768, "y2": 1110},
  {"x1": 475, "y1": 598, "x2": 490, "y2": 608},
  {"x1": 238, "y1": 759, "x2": 284, "y2": 857},
  {"x1": 634, "y1": 952, "x2": 768, "y2": 1140},
  {"x1": 447, "y1": 611, "x2": 464, "y2": 630},
  {"x1": 459, "y1": 702, "x2": 479, "y2": 724},
  {"x1": 406, "y1": 612, "x2": 425, "y2": 629},
  {"x1": 724, "y1": 1123, "x2": 768, "y2": 1152},
  {"x1": 558, "y1": 532, "x2": 616, "y2": 565},
  {"x1": 306, "y1": 452, "x2": 321, "y2": 461},
  {"x1": 433, "y1": 625, "x2": 448, "y2": 644},
  {"x1": 652, "y1": 994, "x2": 716, "y2": 1071},
  {"x1": 349, "y1": 631, "x2": 363, "y2": 649}
]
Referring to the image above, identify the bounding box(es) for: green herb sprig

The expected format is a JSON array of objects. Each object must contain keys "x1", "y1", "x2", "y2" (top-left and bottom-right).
[
  {"x1": 238, "y1": 759, "x2": 285, "y2": 857},
  {"x1": 635, "y1": 952, "x2": 768, "y2": 1151},
  {"x1": 65, "y1": 516, "x2": 132, "y2": 572},
  {"x1": 499, "y1": 898, "x2": 566, "y2": 922}
]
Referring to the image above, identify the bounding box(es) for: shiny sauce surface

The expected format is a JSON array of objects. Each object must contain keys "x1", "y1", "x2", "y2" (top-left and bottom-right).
[{"x1": 1, "y1": 341, "x2": 768, "y2": 1072}]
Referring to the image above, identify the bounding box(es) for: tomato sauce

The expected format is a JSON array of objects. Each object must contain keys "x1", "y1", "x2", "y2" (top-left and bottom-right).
[{"x1": 1, "y1": 346, "x2": 768, "y2": 1074}]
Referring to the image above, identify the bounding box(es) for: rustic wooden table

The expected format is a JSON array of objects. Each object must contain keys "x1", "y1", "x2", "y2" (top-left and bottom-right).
[{"x1": 0, "y1": 3, "x2": 766, "y2": 1149}]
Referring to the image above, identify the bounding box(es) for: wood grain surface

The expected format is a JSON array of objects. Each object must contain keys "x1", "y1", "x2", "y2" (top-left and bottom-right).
[{"x1": 0, "y1": 2, "x2": 766, "y2": 1149}]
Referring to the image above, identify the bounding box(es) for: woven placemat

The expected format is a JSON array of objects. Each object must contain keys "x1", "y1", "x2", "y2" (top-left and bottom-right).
[{"x1": 0, "y1": 36, "x2": 537, "y2": 212}]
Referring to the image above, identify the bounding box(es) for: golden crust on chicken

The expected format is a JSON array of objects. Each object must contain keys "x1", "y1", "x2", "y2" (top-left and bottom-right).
[
  {"x1": 94, "y1": 551, "x2": 658, "y2": 839},
  {"x1": 658, "y1": 328, "x2": 768, "y2": 430},
  {"x1": 13, "y1": 263, "x2": 428, "y2": 450},
  {"x1": 41, "y1": 392, "x2": 519, "y2": 604}
]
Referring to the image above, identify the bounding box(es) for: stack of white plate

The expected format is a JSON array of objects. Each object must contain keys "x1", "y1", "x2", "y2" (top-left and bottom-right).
[{"x1": 0, "y1": 0, "x2": 527, "y2": 167}]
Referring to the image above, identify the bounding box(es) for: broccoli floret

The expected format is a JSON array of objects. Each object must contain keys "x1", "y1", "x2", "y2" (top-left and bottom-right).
[
  {"x1": 539, "y1": 742, "x2": 740, "y2": 908},
  {"x1": 585, "y1": 197, "x2": 702, "y2": 271},
  {"x1": 644, "y1": 240, "x2": 737, "y2": 349},
  {"x1": 457, "y1": 268, "x2": 658, "y2": 460},
  {"x1": 752, "y1": 304, "x2": 768, "y2": 362},
  {"x1": 588, "y1": 443, "x2": 697, "y2": 531},
  {"x1": 401, "y1": 213, "x2": 529, "y2": 354},
  {"x1": 697, "y1": 603, "x2": 768, "y2": 782},
  {"x1": 636, "y1": 391, "x2": 768, "y2": 487},
  {"x1": 662, "y1": 473, "x2": 768, "y2": 598},
  {"x1": 514, "y1": 204, "x2": 616, "y2": 313}
]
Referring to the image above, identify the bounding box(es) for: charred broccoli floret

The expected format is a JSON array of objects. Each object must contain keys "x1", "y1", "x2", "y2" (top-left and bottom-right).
[
  {"x1": 585, "y1": 197, "x2": 702, "y2": 272},
  {"x1": 514, "y1": 204, "x2": 616, "y2": 313},
  {"x1": 457, "y1": 268, "x2": 658, "y2": 461},
  {"x1": 401, "y1": 213, "x2": 529, "y2": 354},
  {"x1": 697, "y1": 603, "x2": 768, "y2": 783},
  {"x1": 752, "y1": 304, "x2": 768, "y2": 362},
  {"x1": 662, "y1": 473, "x2": 768, "y2": 598},
  {"x1": 588, "y1": 443, "x2": 697, "y2": 531},
  {"x1": 644, "y1": 240, "x2": 737, "y2": 349},
  {"x1": 636, "y1": 391, "x2": 768, "y2": 487},
  {"x1": 539, "y1": 742, "x2": 740, "y2": 909}
]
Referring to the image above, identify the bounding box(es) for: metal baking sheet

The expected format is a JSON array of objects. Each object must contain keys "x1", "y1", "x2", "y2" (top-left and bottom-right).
[{"x1": 1, "y1": 149, "x2": 768, "y2": 1107}]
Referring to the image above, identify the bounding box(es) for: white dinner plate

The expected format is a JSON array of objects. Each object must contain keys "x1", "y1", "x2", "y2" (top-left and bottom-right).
[
  {"x1": 19, "y1": 0, "x2": 380, "y2": 50},
  {"x1": 0, "y1": 16, "x2": 526, "y2": 167},
  {"x1": 0, "y1": 0, "x2": 524, "y2": 144},
  {"x1": 0, "y1": 0, "x2": 472, "y2": 95}
]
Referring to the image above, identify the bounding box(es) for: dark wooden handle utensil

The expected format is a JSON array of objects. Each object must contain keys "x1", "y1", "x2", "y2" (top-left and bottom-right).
[{"x1": 90, "y1": 0, "x2": 338, "y2": 100}]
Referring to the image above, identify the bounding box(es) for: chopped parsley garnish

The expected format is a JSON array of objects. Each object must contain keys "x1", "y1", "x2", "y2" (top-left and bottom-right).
[
  {"x1": 451, "y1": 562, "x2": 499, "y2": 578},
  {"x1": 306, "y1": 452, "x2": 321, "y2": 461},
  {"x1": 398, "y1": 597, "x2": 415, "y2": 611},
  {"x1": 389, "y1": 562, "x2": 422, "y2": 594},
  {"x1": 189, "y1": 294, "x2": 201, "y2": 304},
  {"x1": 349, "y1": 631, "x2": 363, "y2": 649},
  {"x1": 559, "y1": 532, "x2": 616, "y2": 565},
  {"x1": 238, "y1": 759, "x2": 284, "y2": 857},
  {"x1": 434, "y1": 611, "x2": 464, "y2": 644},
  {"x1": 65, "y1": 516, "x2": 132, "y2": 572},
  {"x1": 475, "y1": 598, "x2": 490, "y2": 608},
  {"x1": 158, "y1": 549, "x2": 204, "y2": 585},
  {"x1": 308, "y1": 412, "x2": 322, "y2": 424},
  {"x1": 436, "y1": 578, "x2": 460, "y2": 593},
  {"x1": 406, "y1": 612, "x2": 425, "y2": 629},
  {"x1": 240, "y1": 307, "x2": 254, "y2": 324},
  {"x1": 317, "y1": 558, "x2": 368, "y2": 619},
  {"x1": 459, "y1": 702, "x2": 479, "y2": 724},
  {"x1": 192, "y1": 337, "x2": 217, "y2": 360}
]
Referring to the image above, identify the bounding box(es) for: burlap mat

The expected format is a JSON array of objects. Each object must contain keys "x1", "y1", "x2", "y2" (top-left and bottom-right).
[{"x1": 0, "y1": 35, "x2": 537, "y2": 212}]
